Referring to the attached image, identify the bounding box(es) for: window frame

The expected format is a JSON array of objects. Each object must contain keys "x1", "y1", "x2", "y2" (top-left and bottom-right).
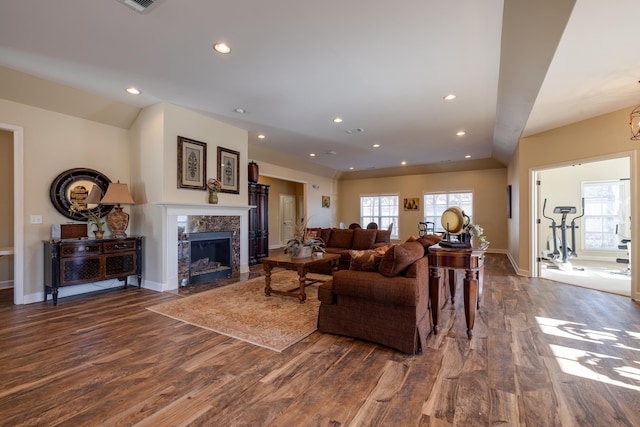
[
  {"x1": 423, "y1": 191, "x2": 474, "y2": 233},
  {"x1": 359, "y1": 194, "x2": 399, "y2": 239}
]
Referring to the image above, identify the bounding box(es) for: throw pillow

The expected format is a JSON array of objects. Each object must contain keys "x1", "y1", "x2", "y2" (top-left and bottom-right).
[
  {"x1": 378, "y1": 241, "x2": 424, "y2": 277},
  {"x1": 349, "y1": 246, "x2": 388, "y2": 271},
  {"x1": 304, "y1": 229, "x2": 318, "y2": 240}
]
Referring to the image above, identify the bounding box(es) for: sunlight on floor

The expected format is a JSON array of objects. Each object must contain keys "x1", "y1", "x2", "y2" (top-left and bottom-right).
[{"x1": 536, "y1": 316, "x2": 640, "y2": 391}]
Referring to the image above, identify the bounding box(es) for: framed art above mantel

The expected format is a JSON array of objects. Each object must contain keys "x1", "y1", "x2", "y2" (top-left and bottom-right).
[
  {"x1": 177, "y1": 136, "x2": 207, "y2": 190},
  {"x1": 217, "y1": 146, "x2": 240, "y2": 194}
]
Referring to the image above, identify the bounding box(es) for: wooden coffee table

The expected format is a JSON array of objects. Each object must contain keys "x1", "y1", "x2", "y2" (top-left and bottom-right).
[{"x1": 261, "y1": 252, "x2": 340, "y2": 303}]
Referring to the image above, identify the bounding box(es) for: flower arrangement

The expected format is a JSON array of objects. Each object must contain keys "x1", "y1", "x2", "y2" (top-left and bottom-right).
[
  {"x1": 207, "y1": 178, "x2": 221, "y2": 193},
  {"x1": 284, "y1": 218, "x2": 325, "y2": 257},
  {"x1": 464, "y1": 223, "x2": 488, "y2": 247},
  {"x1": 69, "y1": 202, "x2": 105, "y2": 232}
]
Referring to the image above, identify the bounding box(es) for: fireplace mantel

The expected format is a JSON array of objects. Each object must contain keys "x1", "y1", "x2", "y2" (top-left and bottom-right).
[{"x1": 152, "y1": 202, "x2": 253, "y2": 291}]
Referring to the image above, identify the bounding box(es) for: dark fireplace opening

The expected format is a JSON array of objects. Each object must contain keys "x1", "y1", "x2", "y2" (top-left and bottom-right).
[{"x1": 189, "y1": 231, "x2": 233, "y2": 283}]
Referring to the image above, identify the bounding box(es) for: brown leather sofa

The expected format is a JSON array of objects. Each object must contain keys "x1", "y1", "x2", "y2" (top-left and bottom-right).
[
  {"x1": 307, "y1": 227, "x2": 391, "y2": 271},
  {"x1": 317, "y1": 236, "x2": 443, "y2": 354}
]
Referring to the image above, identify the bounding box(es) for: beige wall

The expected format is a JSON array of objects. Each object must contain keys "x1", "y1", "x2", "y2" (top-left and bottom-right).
[
  {"x1": 509, "y1": 107, "x2": 638, "y2": 296},
  {"x1": 257, "y1": 176, "x2": 302, "y2": 248},
  {"x1": 129, "y1": 103, "x2": 249, "y2": 288},
  {"x1": 250, "y1": 160, "x2": 338, "y2": 229},
  {"x1": 338, "y1": 168, "x2": 508, "y2": 249},
  {"x1": 0, "y1": 99, "x2": 131, "y2": 302},
  {"x1": 0, "y1": 130, "x2": 13, "y2": 286}
]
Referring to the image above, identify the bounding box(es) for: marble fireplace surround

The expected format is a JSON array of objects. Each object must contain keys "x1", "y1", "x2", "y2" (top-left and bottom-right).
[{"x1": 154, "y1": 202, "x2": 252, "y2": 291}]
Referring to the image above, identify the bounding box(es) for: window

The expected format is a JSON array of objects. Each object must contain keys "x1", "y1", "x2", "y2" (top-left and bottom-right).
[
  {"x1": 423, "y1": 192, "x2": 473, "y2": 231},
  {"x1": 582, "y1": 181, "x2": 626, "y2": 250},
  {"x1": 360, "y1": 195, "x2": 399, "y2": 238}
]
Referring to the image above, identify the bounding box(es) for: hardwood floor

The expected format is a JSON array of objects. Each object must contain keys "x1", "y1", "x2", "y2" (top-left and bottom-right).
[{"x1": 1, "y1": 254, "x2": 639, "y2": 426}]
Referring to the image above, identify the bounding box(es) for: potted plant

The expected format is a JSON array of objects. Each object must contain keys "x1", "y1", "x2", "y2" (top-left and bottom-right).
[
  {"x1": 206, "y1": 178, "x2": 222, "y2": 204},
  {"x1": 284, "y1": 218, "x2": 325, "y2": 258},
  {"x1": 69, "y1": 202, "x2": 106, "y2": 238}
]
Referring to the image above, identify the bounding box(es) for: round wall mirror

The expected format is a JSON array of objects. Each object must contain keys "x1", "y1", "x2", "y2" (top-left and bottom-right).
[{"x1": 50, "y1": 168, "x2": 114, "y2": 221}]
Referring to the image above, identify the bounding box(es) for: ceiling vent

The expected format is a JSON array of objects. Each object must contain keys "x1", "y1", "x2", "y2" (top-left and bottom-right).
[{"x1": 116, "y1": 0, "x2": 163, "y2": 13}]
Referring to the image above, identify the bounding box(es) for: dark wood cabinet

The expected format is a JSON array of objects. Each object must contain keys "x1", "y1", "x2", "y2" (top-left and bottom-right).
[
  {"x1": 43, "y1": 236, "x2": 143, "y2": 305},
  {"x1": 248, "y1": 183, "x2": 269, "y2": 265}
]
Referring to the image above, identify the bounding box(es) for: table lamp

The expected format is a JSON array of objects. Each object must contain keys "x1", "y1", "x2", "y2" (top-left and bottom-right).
[{"x1": 100, "y1": 181, "x2": 135, "y2": 238}]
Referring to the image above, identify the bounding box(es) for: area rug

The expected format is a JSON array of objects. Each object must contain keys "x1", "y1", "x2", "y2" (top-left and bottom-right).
[{"x1": 147, "y1": 270, "x2": 331, "y2": 352}]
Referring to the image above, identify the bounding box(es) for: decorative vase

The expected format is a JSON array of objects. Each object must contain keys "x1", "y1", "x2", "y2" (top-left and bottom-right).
[
  {"x1": 291, "y1": 246, "x2": 313, "y2": 259},
  {"x1": 93, "y1": 230, "x2": 105, "y2": 239},
  {"x1": 208, "y1": 192, "x2": 218, "y2": 204},
  {"x1": 248, "y1": 161, "x2": 259, "y2": 183}
]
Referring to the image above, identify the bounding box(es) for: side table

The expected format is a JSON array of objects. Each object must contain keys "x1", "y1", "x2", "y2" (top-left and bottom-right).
[{"x1": 427, "y1": 243, "x2": 487, "y2": 339}]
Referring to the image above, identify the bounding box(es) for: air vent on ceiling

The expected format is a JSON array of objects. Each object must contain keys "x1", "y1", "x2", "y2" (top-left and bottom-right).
[{"x1": 116, "y1": 0, "x2": 163, "y2": 13}]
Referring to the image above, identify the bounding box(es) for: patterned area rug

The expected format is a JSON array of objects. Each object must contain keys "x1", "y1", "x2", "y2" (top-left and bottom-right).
[{"x1": 147, "y1": 270, "x2": 331, "y2": 352}]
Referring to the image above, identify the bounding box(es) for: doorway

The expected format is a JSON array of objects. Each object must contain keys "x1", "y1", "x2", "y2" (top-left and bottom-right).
[
  {"x1": 0, "y1": 124, "x2": 24, "y2": 305},
  {"x1": 533, "y1": 155, "x2": 633, "y2": 296},
  {"x1": 280, "y1": 194, "x2": 296, "y2": 245}
]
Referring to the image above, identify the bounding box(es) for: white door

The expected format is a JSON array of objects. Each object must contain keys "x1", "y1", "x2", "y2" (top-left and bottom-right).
[{"x1": 280, "y1": 194, "x2": 296, "y2": 245}]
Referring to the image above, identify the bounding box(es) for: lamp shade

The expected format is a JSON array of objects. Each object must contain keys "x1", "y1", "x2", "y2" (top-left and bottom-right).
[
  {"x1": 100, "y1": 182, "x2": 135, "y2": 205},
  {"x1": 84, "y1": 184, "x2": 102, "y2": 206}
]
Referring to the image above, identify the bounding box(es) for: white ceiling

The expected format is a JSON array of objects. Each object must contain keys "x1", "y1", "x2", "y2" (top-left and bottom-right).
[{"x1": 0, "y1": 0, "x2": 638, "y2": 175}]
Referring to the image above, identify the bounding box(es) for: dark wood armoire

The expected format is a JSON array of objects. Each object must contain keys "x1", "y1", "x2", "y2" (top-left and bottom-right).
[{"x1": 248, "y1": 182, "x2": 269, "y2": 265}]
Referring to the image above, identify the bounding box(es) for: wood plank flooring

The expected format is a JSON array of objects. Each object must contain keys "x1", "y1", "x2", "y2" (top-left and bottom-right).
[{"x1": 1, "y1": 253, "x2": 639, "y2": 426}]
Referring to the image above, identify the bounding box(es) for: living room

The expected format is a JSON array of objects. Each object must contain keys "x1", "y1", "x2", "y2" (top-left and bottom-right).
[{"x1": 2, "y1": 1, "x2": 640, "y2": 424}]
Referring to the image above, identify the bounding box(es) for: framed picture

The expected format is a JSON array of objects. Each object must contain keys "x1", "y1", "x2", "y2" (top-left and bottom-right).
[
  {"x1": 177, "y1": 136, "x2": 207, "y2": 190},
  {"x1": 217, "y1": 146, "x2": 240, "y2": 194},
  {"x1": 322, "y1": 195, "x2": 330, "y2": 208},
  {"x1": 403, "y1": 197, "x2": 419, "y2": 211},
  {"x1": 506, "y1": 185, "x2": 512, "y2": 219}
]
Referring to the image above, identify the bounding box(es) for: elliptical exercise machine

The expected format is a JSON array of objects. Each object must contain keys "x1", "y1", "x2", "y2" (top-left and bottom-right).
[{"x1": 541, "y1": 198, "x2": 584, "y2": 271}]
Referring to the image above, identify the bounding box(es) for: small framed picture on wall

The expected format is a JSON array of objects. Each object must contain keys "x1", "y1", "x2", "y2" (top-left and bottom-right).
[
  {"x1": 322, "y1": 195, "x2": 330, "y2": 208},
  {"x1": 177, "y1": 136, "x2": 207, "y2": 190},
  {"x1": 403, "y1": 197, "x2": 419, "y2": 211},
  {"x1": 217, "y1": 146, "x2": 240, "y2": 194}
]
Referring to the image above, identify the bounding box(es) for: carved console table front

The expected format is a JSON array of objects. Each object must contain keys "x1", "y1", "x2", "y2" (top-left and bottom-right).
[{"x1": 43, "y1": 236, "x2": 143, "y2": 305}]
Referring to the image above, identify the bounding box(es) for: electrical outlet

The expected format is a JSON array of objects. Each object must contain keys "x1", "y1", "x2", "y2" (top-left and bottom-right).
[{"x1": 30, "y1": 215, "x2": 43, "y2": 224}]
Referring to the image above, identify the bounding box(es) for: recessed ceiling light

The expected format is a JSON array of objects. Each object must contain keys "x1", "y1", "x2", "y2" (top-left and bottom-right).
[
  {"x1": 456, "y1": 131, "x2": 466, "y2": 136},
  {"x1": 401, "y1": 161, "x2": 407, "y2": 165},
  {"x1": 213, "y1": 43, "x2": 231, "y2": 54},
  {"x1": 326, "y1": 150, "x2": 337, "y2": 155},
  {"x1": 257, "y1": 134, "x2": 265, "y2": 139},
  {"x1": 372, "y1": 144, "x2": 381, "y2": 148},
  {"x1": 349, "y1": 167, "x2": 354, "y2": 170},
  {"x1": 126, "y1": 87, "x2": 141, "y2": 95},
  {"x1": 233, "y1": 108, "x2": 245, "y2": 114},
  {"x1": 465, "y1": 155, "x2": 471, "y2": 159},
  {"x1": 309, "y1": 153, "x2": 316, "y2": 157},
  {"x1": 346, "y1": 128, "x2": 364, "y2": 134},
  {"x1": 333, "y1": 117, "x2": 343, "y2": 123},
  {"x1": 444, "y1": 94, "x2": 456, "y2": 100}
]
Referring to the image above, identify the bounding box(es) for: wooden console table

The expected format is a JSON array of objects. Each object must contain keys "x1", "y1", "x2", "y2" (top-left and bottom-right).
[
  {"x1": 43, "y1": 236, "x2": 143, "y2": 305},
  {"x1": 427, "y1": 244, "x2": 486, "y2": 339}
]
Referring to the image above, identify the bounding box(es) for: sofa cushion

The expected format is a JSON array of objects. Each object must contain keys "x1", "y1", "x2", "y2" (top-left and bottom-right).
[
  {"x1": 319, "y1": 228, "x2": 332, "y2": 244},
  {"x1": 352, "y1": 228, "x2": 377, "y2": 250},
  {"x1": 407, "y1": 233, "x2": 444, "y2": 253},
  {"x1": 327, "y1": 228, "x2": 354, "y2": 249},
  {"x1": 378, "y1": 241, "x2": 424, "y2": 277},
  {"x1": 348, "y1": 246, "x2": 388, "y2": 271},
  {"x1": 375, "y1": 229, "x2": 391, "y2": 244}
]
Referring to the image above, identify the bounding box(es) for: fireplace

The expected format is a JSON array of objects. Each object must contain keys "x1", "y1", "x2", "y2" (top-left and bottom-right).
[
  {"x1": 153, "y1": 202, "x2": 251, "y2": 292},
  {"x1": 188, "y1": 231, "x2": 233, "y2": 283}
]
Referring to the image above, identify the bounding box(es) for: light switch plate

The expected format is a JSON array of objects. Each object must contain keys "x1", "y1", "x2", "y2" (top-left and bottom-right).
[{"x1": 30, "y1": 215, "x2": 42, "y2": 224}]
